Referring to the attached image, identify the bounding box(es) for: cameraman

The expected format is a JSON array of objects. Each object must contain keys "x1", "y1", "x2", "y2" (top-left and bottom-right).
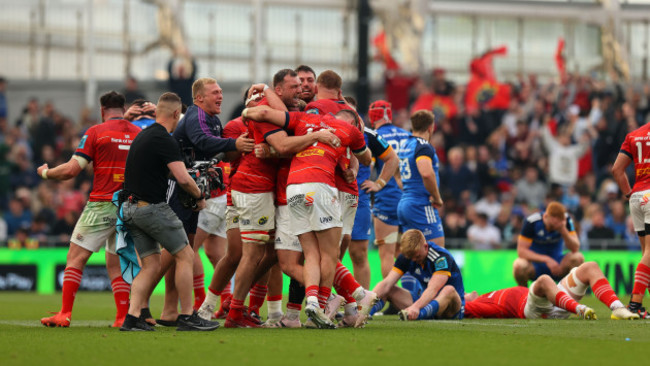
[{"x1": 120, "y1": 92, "x2": 218, "y2": 331}]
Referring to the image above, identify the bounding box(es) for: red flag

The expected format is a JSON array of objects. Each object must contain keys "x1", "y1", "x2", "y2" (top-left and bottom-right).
[
  {"x1": 412, "y1": 93, "x2": 458, "y2": 120},
  {"x1": 555, "y1": 38, "x2": 567, "y2": 83},
  {"x1": 373, "y1": 31, "x2": 399, "y2": 71},
  {"x1": 465, "y1": 46, "x2": 509, "y2": 112}
]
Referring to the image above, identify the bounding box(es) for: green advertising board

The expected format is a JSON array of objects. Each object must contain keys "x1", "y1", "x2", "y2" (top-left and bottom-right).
[{"x1": 0, "y1": 248, "x2": 641, "y2": 295}]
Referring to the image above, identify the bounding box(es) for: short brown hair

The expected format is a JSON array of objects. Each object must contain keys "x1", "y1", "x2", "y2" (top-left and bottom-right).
[
  {"x1": 273, "y1": 69, "x2": 298, "y2": 88},
  {"x1": 192, "y1": 78, "x2": 217, "y2": 101},
  {"x1": 411, "y1": 110, "x2": 435, "y2": 133},
  {"x1": 546, "y1": 201, "x2": 566, "y2": 219},
  {"x1": 100, "y1": 91, "x2": 125, "y2": 109},
  {"x1": 400, "y1": 229, "x2": 425, "y2": 258},
  {"x1": 157, "y1": 92, "x2": 182, "y2": 116},
  {"x1": 295, "y1": 65, "x2": 316, "y2": 78},
  {"x1": 343, "y1": 96, "x2": 357, "y2": 108},
  {"x1": 335, "y1": 109, "x2": 361, "y2": 129},
  {"x1": 316, "y1": 70, "x2": 342, "y2": 90}
]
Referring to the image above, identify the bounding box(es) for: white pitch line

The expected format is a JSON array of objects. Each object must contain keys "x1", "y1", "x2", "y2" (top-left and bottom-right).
[{"x1": 0, "y1": 320, "x2": 112, "y2": 327}]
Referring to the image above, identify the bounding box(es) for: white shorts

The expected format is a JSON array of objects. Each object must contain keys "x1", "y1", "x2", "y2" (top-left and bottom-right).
[
  {"x1": 225, "y1": 206, "x2": 239, "y2": 232},
  {"x1": 629, "y1": 190, "x2": 650, "y2": 232},
  {"x1": 71, "y1": 202, "x2": 117, "y2": 254},
  {"x1": 339, "y1": 191, "x2": 358, "y2": 236},
  {"x1": 197, "y1": 195, "x2": 227, "y2": 238},
  {"x1": 286, "y1": 183, "x2": 342, "y2": 236},
  {"x1": 274, "y1": 205, "x2": 302, "y2": 252},
  {"x1": 231, "y1": 190, "x2": 275, "y2": 233},
  {"x1": 523, "y1": 280, "x2": 570, "y2": 319}
]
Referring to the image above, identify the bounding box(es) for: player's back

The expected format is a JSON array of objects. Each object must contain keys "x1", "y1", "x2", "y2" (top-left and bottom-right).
[
  {"x1": 465, "y1": 286, "x2": 528, "y2": 319},
  {"x1": 374, "y1": 124, "x2": 409, "y2": 203},
  {"x1": 398, "y1": 135, "x2": 440, "y2": 202},
  {"x1": 621, "y1": 123, "x2": 650, "y2": 193},
  {"x1": 305, "y1": 98, "x2": 350, "y2": 117},
  {"x1": 79, "y1": 119, "x2": 141, "y2": 202},
  {"x1": 230, "y1": 119, "x2": 278, "y2": 194}
]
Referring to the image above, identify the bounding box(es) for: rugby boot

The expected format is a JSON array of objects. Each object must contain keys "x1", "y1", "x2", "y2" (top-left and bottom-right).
[{"x1": 41, "y1": 311, "x2": 71, "y2": 328}]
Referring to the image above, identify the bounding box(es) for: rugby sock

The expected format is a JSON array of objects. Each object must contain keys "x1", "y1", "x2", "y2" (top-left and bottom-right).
[
  {"x1": 221, "y1": 280, "x2": 233, "y2": 306},
  {"x1": 110, "y1": 277, "x2": 130, "y2": 320},
  {"x1": 267, "y1": 295, "x2": 283, "y2": 318},
  {"x1": 228, "y1": 298, "x2": 245, "y2": 319},
  {"x1": 334, "y1": 263, "x2": 363, "y2": 299},
  {"x1": 305, "y1": 285, "x2": 319, "y2": 306},
  {"x1": 249, "y1": 284, "x2": 267, "y2": 314},
  {"x1": 193, "y1": 274, "x2": 205, "y2": 310},
  {"x1": 631, "y1": 263, "x2": 650, "y2": 296},
  {"x1": 370, "y1": 299, "x2": 385, "y2": 315},
  {"x1": 61, "y1": 267, "x2": 83, "y2": 314},
  {"x1": 318, "y1": 287, "x2": 332, "y2": 309},
  {"x1": 554, "y1": 292, "x2": 579, "y2": 313},
  {"x1": 592, "y1": 278, "x2": 620, "y2": 309},
  {"x1": 418, "y1": 300, "x2": 440, "y2": 320},
  {"x1": 286, "y1": 303, "x2": 301, "y2": 321},
  {"x1": 204, "y1": 287, "x2": 220, "y2": 308}
]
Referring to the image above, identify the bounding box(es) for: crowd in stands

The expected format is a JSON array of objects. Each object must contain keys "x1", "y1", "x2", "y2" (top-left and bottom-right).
[{"x1": 0, "y1": 70, "x2": 645, "y2": 250}]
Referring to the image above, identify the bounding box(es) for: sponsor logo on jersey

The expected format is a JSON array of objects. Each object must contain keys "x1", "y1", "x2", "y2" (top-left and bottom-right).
[
  {"x1": 113, "y1": 173, "x2": 125, "y2": 183},
  {"x1": 434, "y1": 257, "x2": 448, "y2": 271},
  {"x1": 305, "y1": 192, "x2": 315, "y2": 207},
  {"x1": 296, "y1": 149, "x2": 325, "y2": 158},
  {"x1": 78, "y1": 135, "x2": 88, "y2": 149},
  {"x1": 319, "y1": 216, "x2": 333, "y2": 224},
  {"x1": 258, "y1": 216, "x2": 268, "y2": 225},
  {"x1": 288, "y1": 194, "x2": 305, "y2": 207}
]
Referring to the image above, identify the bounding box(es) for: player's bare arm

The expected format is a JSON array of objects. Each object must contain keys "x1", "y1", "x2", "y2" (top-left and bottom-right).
[
  {"x1": 361, "y1": 146, "x2": 398, "y2": 192},
  {"x1": 517, "y1": 235, "x2": 557, "y2": 268},
  {"x1": 560, "y1": 224, "x2": 580, "y2": 253},
  {"x1": 37, "y1": 157, "x2": 85, "y2": 181},
  {"x1": 343, "y1": 155, "x2": 359, "y2": 184},
  {"x1": 354, "y1": 147, "x2": 372, "y2": 166},
  {"x1": 611, "y1": 152, "x2": 633, "y2": 198},
  {"x1": 415, "y1": 156, "x2": 443, "y2": 208}
]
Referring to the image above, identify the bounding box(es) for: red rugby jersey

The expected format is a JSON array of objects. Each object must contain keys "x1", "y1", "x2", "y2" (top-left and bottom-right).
[
  {"x1": 620, "y1": 123, "x2": 650, "y2": 193},
  {"x1": 74, "y1": 118, "x2": 141, "y2": 202},
  {"x1": 284, "y1": 112, "x2": 366, "y2": 188},
  {"x1": 223, "y1": 117, "x2": 247, "y2": 206},
  {"x1": 464, "y1": 286, "x2": 528, "y2": 319}
]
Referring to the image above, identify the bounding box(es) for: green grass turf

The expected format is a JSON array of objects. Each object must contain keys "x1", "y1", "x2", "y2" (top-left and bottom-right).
[{"x1": 0, "y1": 293, "x2": 646, "y2": 366}]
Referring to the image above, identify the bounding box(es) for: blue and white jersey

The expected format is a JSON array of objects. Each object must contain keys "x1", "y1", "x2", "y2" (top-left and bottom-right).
[
  {"x1": 398, "y1": 135, "x2": 440, "y2": 203},
  {"x1": 375, "y1": 124, "x2": 410, "y2": 205},
  {"x1": 520, "y1": 211, "x2": 575, "y2": 260},
  {"x1": 392, "y1": 241, "x2": 464, "y2": 302},
  {"x1": 357, "y1": 127, "x2": 391, "y2": 203}
]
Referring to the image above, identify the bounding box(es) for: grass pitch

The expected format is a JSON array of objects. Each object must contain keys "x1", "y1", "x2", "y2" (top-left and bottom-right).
[{"x1": 0, "y1": 293, "x2": 646, "y2": 366}]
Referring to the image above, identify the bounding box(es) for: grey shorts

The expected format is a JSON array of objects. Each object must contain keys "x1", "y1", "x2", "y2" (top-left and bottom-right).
[{"x1": 122, "y1": 201, "x2": 189, "y2": 258}]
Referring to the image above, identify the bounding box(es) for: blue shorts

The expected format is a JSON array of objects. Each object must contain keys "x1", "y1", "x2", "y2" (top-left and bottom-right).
[
  {"x1": 532, "y1": 253, "x2": 566, "y2": 281},
  {"x1": 372, "y1": 206, "x2": 400, "y2": 226},
  {"x1": 397, "y1": 200, "x2": 444, "y2": 241},
  {"x1": 351, "y1": 197, "x2": 372, "y2": 241}
]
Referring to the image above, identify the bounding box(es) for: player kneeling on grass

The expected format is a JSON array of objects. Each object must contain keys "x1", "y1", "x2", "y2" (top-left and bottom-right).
[
  {"x1": 465, "y1": 261, "x2": 639, "y2": 320},
  {"x1": 363, "y1": 229, "x2": 464, "y2": 321}
]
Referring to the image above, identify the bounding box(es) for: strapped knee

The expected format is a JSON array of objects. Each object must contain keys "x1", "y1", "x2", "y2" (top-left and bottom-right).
[
  {"x1": 241, "y1": 231, "x2": 270, "y2": 245},
  {"x1": 562, "y1": 267, "x2": 588, "y2": 297}
]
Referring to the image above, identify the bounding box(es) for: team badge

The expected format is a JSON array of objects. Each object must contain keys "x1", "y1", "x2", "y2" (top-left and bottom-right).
[
  {"x1": 232, "y1": 216, "x2": 239, "y2": 224},
  {"x1": 258, "y1": 216, "x2": 268, "y2": 225},
  {"x1": 75, "y1": 233, "x2": 84, "y2": 242}
]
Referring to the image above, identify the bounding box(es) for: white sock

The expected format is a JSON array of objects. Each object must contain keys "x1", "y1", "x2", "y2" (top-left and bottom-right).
[
  {"x1": 306, "y1": 296, "x2": 319, "y2": 306},
  {"x1": 268, "y1": 300, "x2": 283, "y2": 316},
  {"x1": 610, "y1": 300, "x2": 624, "y2": 310},
  {"x1": 351, "y1": 287, "x2": 365, "y2": 302},
  {"x1": 286, "y1": 308, "x2": 300, "y2": 320},
  {"x1": 204, "y1": 290, "x2": 219, "y2": 308},
  {"x1": 344, "y1": 302, "x2": 358, "y2": 316}
]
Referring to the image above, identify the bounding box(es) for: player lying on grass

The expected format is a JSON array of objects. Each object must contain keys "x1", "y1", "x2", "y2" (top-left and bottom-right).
[
  {"x1": 362, "y1": 229, "x2": 464, "y2": 322},
  {"x1": 465, "y1": 261, "x2": 639, "y2": 320}
]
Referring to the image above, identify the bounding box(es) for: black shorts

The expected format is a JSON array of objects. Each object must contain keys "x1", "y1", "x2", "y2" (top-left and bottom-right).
[{"x1": 167, "y1": 179, "x2": 199, "y2": 236}]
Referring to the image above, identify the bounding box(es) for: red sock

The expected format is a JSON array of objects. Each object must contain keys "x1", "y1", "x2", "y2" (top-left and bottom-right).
[
  {"x1": 61, "y1": 267, "x2": 82, "y2": 314},
  {"x1": 318, "y1": 287, "x2": 332, "y2": 309},
  {"x1": 305, "y1": 285, "x2": 319, "y2": 299},
  {"x1": 287, "y1": 302, "x2": 302, "y2": 311},
  {"x1": 228, "y1": 298, "x2": 245, "y2": 319},
  {"x1": 193, "y1": 274, "x2": 205, "y2": 310},
  {"x1": 334, "y1": 262, "x2": 361, "y2": 298},
  {"x1": 248, "y1": 284, "x2": 267, "y2": 313},
  {"x1": 110, "y1": 277, "x2": 130, "y2": 320},
  {"x1": 267, "y1": 294, "x2": 283, "y2": 302},
  {"x1": 555, "y1": 292, "x2": 579, "y2": 314},
  {"x1": 632, "y1": 263, "x2": 650, "y2": 295},
  {"x1": 592, "y1": 278, "x2": 619, "y2": 308}
]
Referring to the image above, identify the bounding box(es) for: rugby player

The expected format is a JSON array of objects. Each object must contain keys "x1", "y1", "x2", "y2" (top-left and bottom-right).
[
  {"x1": 296, "y1": 64, "x2": 316, "y2": 104},
  {"x1": 465, "y1": 262, "x2": 638, "y2": 320},
  {"x1": 397, "y1": 110, "x2": 444, "y2": 246},
  {"x1": 38, "y1": 91, "x2": 141, "y2": 328},
  {"x1": 365, "y1": 229, "x2": 464, "y2": 322},
  {"x1": 612, "y1": 121, "x2": 650, "y2": 317},
  {"x1": 512, "y1": 201, "x2": 584, "y2": 286},
  {"x1": 365, "y1": 100, "x2": 408, "y2": 278}
]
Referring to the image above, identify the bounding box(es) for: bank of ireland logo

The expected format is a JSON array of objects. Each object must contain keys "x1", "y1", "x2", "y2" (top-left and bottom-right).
[
  {"x1": 258, "y1": 216, "x2": 268, "y2": 225},
  {"x1": 305, "y1": 192, "x2": 315, "y2": 207}
]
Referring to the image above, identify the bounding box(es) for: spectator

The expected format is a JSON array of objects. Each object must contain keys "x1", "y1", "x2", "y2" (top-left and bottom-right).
[
  {"x1": 541, "y1": 117, "x2": 589, "y2": 187},
  {"x1": 441, "y1": 146, "x2": 478, "y2": 202},
  {"x1": 443, "y1": 212, "x2": 468, "y2": 240},
  {"x1": 4, "y1": 198, "x2": 32, "y2": 236},
  {"x1": 605, "y1": 200, "x2": 627, "y2": 239},
  {"x1": 123, "y1": 76, "x2": 146, "y2": 105},
  {"x1": 0, "y1": 76, "x2": 7, "y2": 120},
  {"x1": 168, "y1": 55, "x2": 196, "y2": 106},
  {"x1": 587, "y1": 208, "x2": 615, "y2": 242},
  {"x1": 467, "y1": 212, "x2": 501, "y2": 250},
  {"x1": 515, "y1": 165, "x2": 547, "y2": 208},
  {"x1": 474, "y1": 187, "x2": 502, "y2": 223}
]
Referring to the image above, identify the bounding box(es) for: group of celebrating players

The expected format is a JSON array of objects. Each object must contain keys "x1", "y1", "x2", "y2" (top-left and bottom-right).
[{"x1": 36, "y1": 64, "x2": 650, "y2": 331}]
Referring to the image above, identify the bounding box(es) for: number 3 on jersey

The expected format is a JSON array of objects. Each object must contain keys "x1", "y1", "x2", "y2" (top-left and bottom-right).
[
  {"x1": 400, "y1": 158, "x2": 411, "y2": 180},
  {"x1": 636, "y1": 141, "x2": 650, "y2": 163}
]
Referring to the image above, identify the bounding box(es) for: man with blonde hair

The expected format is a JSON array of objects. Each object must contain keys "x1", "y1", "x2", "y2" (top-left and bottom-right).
[
  {"x1": 513, "y1": 201, "x2": 584, "y2": 286},
  {"x1": 362, "y1": 229, "x2": 464, "y2": 322}
]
